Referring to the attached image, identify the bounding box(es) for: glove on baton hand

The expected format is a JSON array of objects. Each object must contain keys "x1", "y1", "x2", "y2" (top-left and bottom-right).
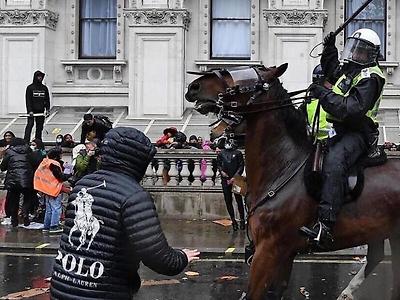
[{"x1": 323, "y1": 32, "x2": 336, "y2": 47}]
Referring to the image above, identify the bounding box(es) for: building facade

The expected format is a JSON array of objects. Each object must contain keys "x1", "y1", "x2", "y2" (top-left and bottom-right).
[{"x1": 0, "y1": 0, "x2": 399, "y2": 141}]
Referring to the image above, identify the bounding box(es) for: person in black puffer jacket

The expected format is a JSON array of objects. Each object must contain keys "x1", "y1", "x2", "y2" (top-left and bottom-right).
[
  {"x1": 50, "y1": 127, "x2": 199, "y2": 300},
  {"x1": 0, "y1": 138, "x2": 35, "y2": 227}
]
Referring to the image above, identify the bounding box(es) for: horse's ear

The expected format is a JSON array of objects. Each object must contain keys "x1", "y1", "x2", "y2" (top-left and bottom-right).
[{"x1": 275, "y1": 63, "x2": 288, "y2": 78}]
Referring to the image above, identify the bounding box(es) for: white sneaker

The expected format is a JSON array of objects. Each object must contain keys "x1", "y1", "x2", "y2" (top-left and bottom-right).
[{"x1": 1, "y1": 217, "x2": 11, "y2": 225}]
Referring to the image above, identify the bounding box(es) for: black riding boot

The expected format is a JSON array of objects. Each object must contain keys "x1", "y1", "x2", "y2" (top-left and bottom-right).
[
  {"x1": 300, "y1": 220, "x2": 334, "y2": 250},
  {"x1": 367, "y1": 129, "x2": 380, "y2": 159}
]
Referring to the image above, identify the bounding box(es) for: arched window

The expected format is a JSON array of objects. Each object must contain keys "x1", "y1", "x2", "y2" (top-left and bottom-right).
[
  {"x1": 345, "y1": 0, "x2": 386, "y2": 60},
  {"x1": 211, "y1": 0, "x2": 251, "y2": 59},
  {"x1": 80, "y1": 0, "x2": 117, "y2": 58}
]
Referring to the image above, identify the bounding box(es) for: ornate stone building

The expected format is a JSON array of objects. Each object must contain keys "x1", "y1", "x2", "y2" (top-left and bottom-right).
[{"x1": 0, "y1": 0, "x2": 399, "y2": 142}]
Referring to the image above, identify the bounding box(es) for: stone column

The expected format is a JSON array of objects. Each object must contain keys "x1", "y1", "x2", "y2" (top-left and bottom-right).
[
  {"x1": 262, "y1": 0, "x2": 327, "y2": 91},
  {"x1": 0, "y1": 0, "x2": 58, "y2": 116},
  {"x1": 124, "y1": 2, "x2": 191, "y2": 119}
]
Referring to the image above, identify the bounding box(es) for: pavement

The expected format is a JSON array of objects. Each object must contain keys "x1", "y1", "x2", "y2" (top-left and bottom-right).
[{"x1": 0, "y1": 218, "x2": 391, "y2": 260}]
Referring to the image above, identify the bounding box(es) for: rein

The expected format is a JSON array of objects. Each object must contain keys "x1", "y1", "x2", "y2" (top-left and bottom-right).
[
  {"x1": 220, "y1": 97, "x2": 312, "y2": 115},
  {"x1": 247, "y1": 154, "x2": 309, "y2": 218}
]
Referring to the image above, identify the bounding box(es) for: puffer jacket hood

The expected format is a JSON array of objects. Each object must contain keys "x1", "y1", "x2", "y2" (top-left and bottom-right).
[
  {"x1": 100, "y1": 127, "x2": 156, "y2": 181},
  {"x1": 33, "y1": 70, "x2": 45, "y2": 85}
]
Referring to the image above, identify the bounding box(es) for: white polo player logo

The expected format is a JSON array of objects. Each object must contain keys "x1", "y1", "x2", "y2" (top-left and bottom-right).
[{"x1": 68, "y1": 181, "x2": 106, "y2": 251}]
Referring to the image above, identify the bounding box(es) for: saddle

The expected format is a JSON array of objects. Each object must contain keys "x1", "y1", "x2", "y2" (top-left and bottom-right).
[{"x1": 304, "y1": 141, "x2": 387, "y2": 202}]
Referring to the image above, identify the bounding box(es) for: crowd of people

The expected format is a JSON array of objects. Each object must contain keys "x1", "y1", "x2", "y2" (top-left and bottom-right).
[{"x1": 0, "y1": 113, "x2": 111, "y2": 232}]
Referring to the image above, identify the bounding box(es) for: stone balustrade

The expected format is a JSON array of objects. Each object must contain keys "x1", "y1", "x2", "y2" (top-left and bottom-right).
[{"x1": 0, "y1": 149, "x2": 236, "y2": 192}]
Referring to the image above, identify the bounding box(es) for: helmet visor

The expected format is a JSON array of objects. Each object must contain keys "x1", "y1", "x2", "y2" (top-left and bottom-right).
[{"x1": 341, "y1": 37, "x2": 378, "y2": 66}]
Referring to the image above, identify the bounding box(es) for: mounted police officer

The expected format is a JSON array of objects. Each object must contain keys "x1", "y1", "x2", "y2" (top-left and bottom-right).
[{"x1": 303, "y1": 28, "x2": 385, "y2": 248}]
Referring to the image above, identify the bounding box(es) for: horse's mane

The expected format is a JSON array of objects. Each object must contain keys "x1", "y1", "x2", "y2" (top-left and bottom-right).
[{"x1": 270, "y1": 80, "x2": 309, "y2": 147}]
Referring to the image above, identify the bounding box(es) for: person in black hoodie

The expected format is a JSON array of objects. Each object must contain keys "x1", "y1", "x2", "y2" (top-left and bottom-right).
[
  {"x1": 24, "y1": 70, "x2": 50, "y2": 142},
  {"x1": 0, "y1": 138, "x2": 34, "y2": 227},
  {"x1": 80, "y1": 114, "x2": 111, "y2": 144},
  {"x1": 51, "y1": 127, "x2": 199, "y2": 300},
  {"x1": 216, "y1": 138, "x2": 245, "y2": 231}
]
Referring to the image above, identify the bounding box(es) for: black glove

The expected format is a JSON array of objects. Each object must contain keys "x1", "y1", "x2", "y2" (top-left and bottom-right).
[
  {"x1": 323, "y1": 32, "x2": 336, "y2": 47},
  {"x1": 308, "y1": 83, "x2": 329, "y2": 99}
]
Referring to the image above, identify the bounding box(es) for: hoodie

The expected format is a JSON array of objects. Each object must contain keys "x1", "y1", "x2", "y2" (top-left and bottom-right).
[{"x1": 25, "y1": 70, "x2": 50, "y2": 113}]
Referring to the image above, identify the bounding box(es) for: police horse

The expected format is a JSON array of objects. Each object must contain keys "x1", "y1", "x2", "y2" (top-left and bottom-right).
[{"x1": 185, "y1": 64, "x2": 400, "y2": 300}]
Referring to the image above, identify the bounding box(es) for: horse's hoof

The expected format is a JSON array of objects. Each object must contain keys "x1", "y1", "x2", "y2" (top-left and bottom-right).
[{"x1": 337, "y1": 293, "x2": 353, "y2": 300}]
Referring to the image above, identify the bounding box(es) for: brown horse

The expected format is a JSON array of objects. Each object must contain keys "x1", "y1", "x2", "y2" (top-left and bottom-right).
[{"x1": 185, "y1": 64, "x2": 400, "y2": 300}]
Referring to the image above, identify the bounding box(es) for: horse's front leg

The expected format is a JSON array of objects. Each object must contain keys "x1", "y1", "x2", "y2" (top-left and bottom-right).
[{"x1": 247, "y1": 238, "x2": 290, "y2": 300}]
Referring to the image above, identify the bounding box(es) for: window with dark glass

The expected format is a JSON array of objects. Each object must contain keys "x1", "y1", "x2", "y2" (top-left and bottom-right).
[
  {"x1": 345, "y1": 0, "x2": 386, "y2": 60},
  {"x1": 211, "y1": 0, "x2": 251, "y2": 59},
  {"x1": 80, "y1": 0, "x2": 117, "y2": 58}
]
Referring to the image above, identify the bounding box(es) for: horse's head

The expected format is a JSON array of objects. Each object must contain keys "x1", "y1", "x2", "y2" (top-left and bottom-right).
[
  {"x1": 186, "y1": 63, "x2": 288, "y2": 140},
  {"x1": 185, "y1": 63, "x2": 288, "y2": 115}
]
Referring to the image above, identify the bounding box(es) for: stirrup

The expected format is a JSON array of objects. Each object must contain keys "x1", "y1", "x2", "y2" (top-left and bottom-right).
[{"x1": 314, "y1": 221, "x2": 324, "y2": 243}]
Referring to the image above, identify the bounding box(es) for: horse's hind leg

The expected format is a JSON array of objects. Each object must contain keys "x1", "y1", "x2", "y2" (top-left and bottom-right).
[
  {"x1": 390, "y1": 234, "x2": 400, "y2": 300},
  {"x1": 337, "y1": 240, "x2": 384, "y2": 300}
]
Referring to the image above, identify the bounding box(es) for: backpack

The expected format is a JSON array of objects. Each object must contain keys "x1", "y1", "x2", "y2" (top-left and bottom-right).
[{"x1": 95, "y1": 115, "x2": 113, "y2": 130}]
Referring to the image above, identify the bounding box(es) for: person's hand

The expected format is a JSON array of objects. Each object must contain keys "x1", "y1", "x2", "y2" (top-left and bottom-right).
[
  {"x1": 323, "y1": 32, "x2": 336, "y2": 47},
  {"x1": 308, "y1": 83, "x2": 329, "y2": 99},
  {"x1": 221, "y1": 171, "x2": 229, "y2": 178},
  {"x1": 87, "y1": 149, "x2": 95, "y2": 157},
  {"x1": 29, "y1": 111, "x2": 34, "y2": 117},
  {"x1": 44, "y1": 109, "x2": 50, "y2": 117},
  {"x1": 182, "y1": 249, "x2": 200, "y2": 263},
  {"x1": 227, "y1": 178, "x2": 233, "y2": 185}
]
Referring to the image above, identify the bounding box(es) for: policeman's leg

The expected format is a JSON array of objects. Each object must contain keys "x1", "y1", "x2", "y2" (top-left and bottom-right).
[
  {"x1": 35, "y1": 116, "x2": 45, "y2": 140},
  {"x1": 320, "y1": 133, "x2": 367, "y2": 226},
  {"x1": 222, "y1": 179, "x2": 237, "y2": 229},
  {"x1": 23, "y1": 116, "x2": 34, "y2": 142}
]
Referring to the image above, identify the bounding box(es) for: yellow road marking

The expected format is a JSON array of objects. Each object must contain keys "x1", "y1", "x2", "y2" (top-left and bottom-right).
[
  {"x1": 35, "y1": 243, "x2": 50, "y2": 249},
  {"x1": 225, "y1": 247, "x2": 235, "y2": 255}
]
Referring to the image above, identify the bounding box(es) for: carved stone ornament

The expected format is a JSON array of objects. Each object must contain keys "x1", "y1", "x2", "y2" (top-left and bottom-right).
[
  {"x1": 124, "y1": 9, "x2": 191, "y2": 30},
  {"x1": 263, "y1": 9, "x2": 327, "y2": 27},
  {"x1": 0, "y1": 9, "x2": 59, "y2": 30}
]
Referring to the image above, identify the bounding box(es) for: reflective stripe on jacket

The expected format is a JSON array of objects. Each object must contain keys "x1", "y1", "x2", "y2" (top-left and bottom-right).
[
  {"x1": 329, "y1": 65, "x2": 385, "y2": 123},
  {"x1": 34, "y1": 158, "x2": 62, "y2": 197},
  {"x1": 306, "y1": 99, "x2": 330, "y2": 140}
]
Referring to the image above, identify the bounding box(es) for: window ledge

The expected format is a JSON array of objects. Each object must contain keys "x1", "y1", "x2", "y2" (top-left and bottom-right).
[
  {"x1": 60, "y1": 60, "x2": 126, "y2": 66},
  {"x1": 194, "y1": 60, "x2": 262, "y2": 71},
  {"x1": 379, "y1": 61, "x2": 399, "y2": 77},
  {"x1": 380, "y1": 61, "x2": 399, "y2": 68}
]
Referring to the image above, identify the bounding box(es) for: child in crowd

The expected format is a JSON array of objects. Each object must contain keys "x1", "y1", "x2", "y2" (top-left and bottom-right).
[{"x1": 34, "y1": 148, "x2": 70, "y2": 234}]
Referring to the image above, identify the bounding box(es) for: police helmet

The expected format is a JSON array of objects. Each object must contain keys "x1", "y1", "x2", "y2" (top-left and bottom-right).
[
  {"x1": 341, "y1": 28, "x2": 381, "y2": 67},
  {"x1": 312, "y1": 64, "x2": 325, "y2": 84}
]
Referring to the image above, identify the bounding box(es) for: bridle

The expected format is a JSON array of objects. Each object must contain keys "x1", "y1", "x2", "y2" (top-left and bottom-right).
[{"x1": 204, "y1": 66, "x2": 310, "y2": 137}]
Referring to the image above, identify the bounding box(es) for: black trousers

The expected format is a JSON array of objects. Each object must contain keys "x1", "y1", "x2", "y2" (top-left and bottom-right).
[
  {"x1": 7, "y1": 188, "x2": 33, "y2": 225},
  {"x1": 24, "y1": 115, "x2": 45, "y2": 141},
  {"x1": 222, "y1": 179, "x2": 245, "y2": 222},
  {"x1": 4, "y1": 192, "x2": 11, "y2": 218},
  {"x1": 319, "y1": 132, "x2": 367, "y2": 225}
]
